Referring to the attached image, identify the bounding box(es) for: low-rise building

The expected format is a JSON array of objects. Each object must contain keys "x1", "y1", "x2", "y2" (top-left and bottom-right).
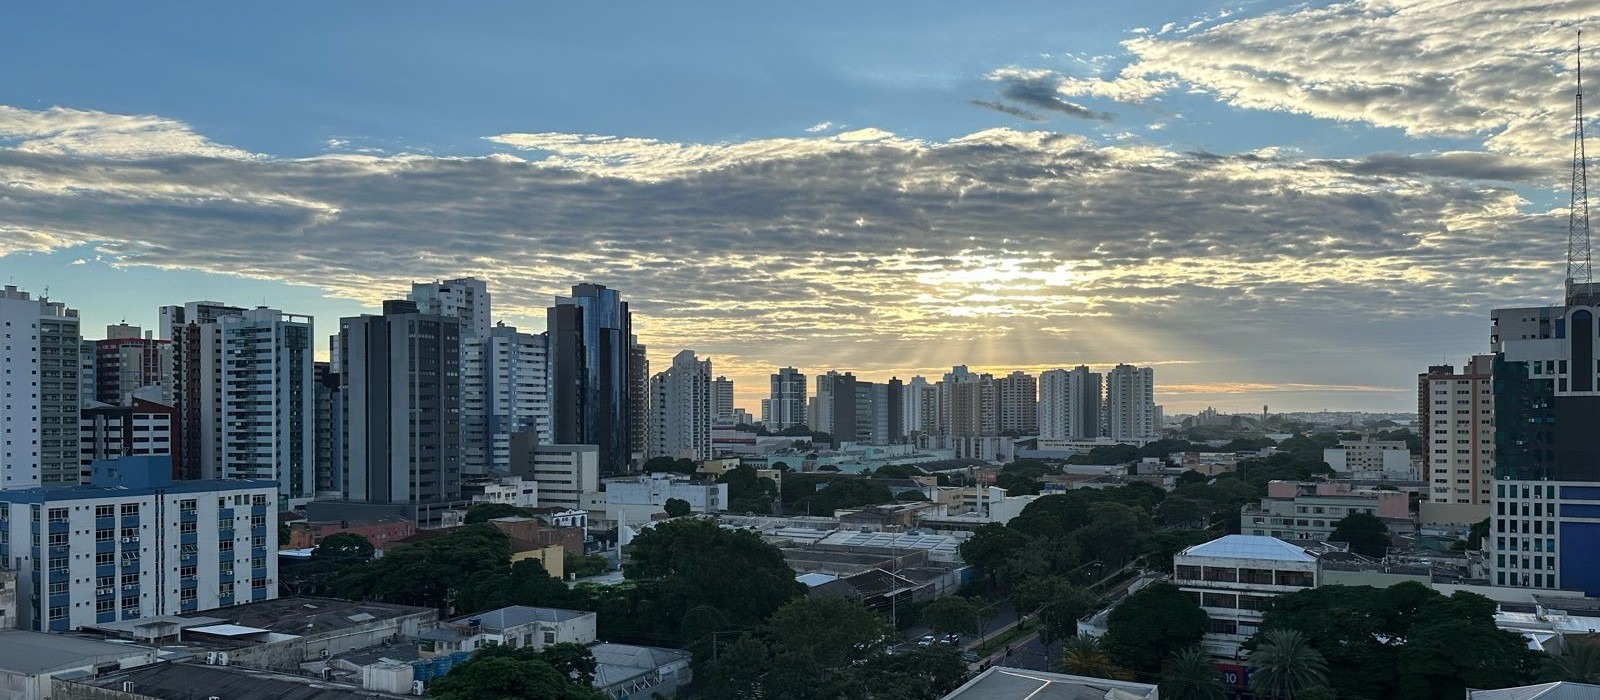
[
  {"x1": 460, "y1": 475, "x2": 539, "y2": 508},
  {"x1": 510, "y1": 441, "x2": 599, "y2": 512},
  {"x1": 1172, "y1": 535, "x2": 1320, "y2": 657},
  {"x1": 0, "y1": 456, "x2": 279, "y2": 631},
  {"x1": 283, "y1": 515, "x2": 415, "y2": 552},
  {"x1": 1240, "y1": 480, "x2": 1412, "y2": 543},
  {"x1": 431, "y1": 606, "x2": 597, "y2": 654},
  {"x1": 0, "y1": 629, "x2": 159, "y2": 700},
  {"x1": 1325, "y1": 436, "x2": 1415, "y2": 480},
  {"x1": 601, "y1": 474, "x2": 727, "y2": 524},
  {"x1": 591, "y1": 642, "x2": 692, "y2": 699},
  {"x1": 940, "y1": 666, "x2": 1157, "y2": 700}
]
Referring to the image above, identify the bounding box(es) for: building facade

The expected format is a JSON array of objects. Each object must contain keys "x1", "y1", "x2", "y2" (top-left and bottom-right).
[
  {"x1": 0, "y1": 285, "x2": 81, "y2": 488},
  {"x1": 548, "y1": 284, "x2": 642, "y2": 475},
  {"x1": 1419, "y1": 356, "x2": 1495, "y2": 505},
  {"x1": 161, "y1": 301, "x2": 245, "y2": 481},
  {"x1": 92, "y1": 330, "x2": 171, "y2": 408},
  {"x1": 648, "y1": 350, "x2": 713, "y2": 461},
  {"x1": 339, "y1": 300, "x2": 462, "y2": 506},
  {"x1": 1038, "y1": 366, "x2": 1101, "y2": 441},
  {"x1": 78, "y1": 400, "x2": 176, "y2": 480},
  {"x1": 480, "y1": 323, "x2": 550, "y2": 472},
  {"x1": 997, "y1": 371, "x2": 1038, "y2": 435},
  {"x1": 939, "y1": 366, "x2": 997, "y2": 438},
  {"x1": 1105, "y1": 364, "x2": 1156, "y2": 441},
  {"x1": 1239, "y1": 481, "x2": 1410, "y2": 544},
  {"x1": 712, "y1": 375, "x2": 735, "y2": 422},
  {"x1": 1171, "y1": 535, "x2": 1318, "y2": 657},
  {"x1": 410, "y1": 278, "x2": 492, "y2": 475},
  {"x1": 509, "y1": 439, "x2": 600, "y2": 512},
  {"x1": 1324, "y1": 437, "x2": 1415, "y2": 480},
  {"x1": 218, "y1": 308, "x2": 315, "y2": 503},
  {"x1": 0, "y1": 456, "x2": 277, "y2": 632},
  {"x1": 766, "y1": 367, "x2": 807, "y2": 430}
]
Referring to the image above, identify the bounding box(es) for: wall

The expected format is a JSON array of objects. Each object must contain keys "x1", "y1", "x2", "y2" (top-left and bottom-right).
[
  {"x1": 227, "y1": 610, "x2": 436, "y2": 672},
  {"x1": 1321, "y1": 569, "x2": 1431, "y2": 589},
  {"x1": 510, "y1": 545, "x2": 566, "y2": 579}
]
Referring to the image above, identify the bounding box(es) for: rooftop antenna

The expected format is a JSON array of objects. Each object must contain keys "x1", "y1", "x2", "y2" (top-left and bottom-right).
[{"x1": 1568, "y1": 29, "x2": 1593, "y2": 304}]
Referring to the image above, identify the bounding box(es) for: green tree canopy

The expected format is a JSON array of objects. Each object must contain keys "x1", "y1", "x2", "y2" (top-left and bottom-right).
[
  {"x1": 994, "y1": 472, "x2": 1041, "y2": 496},
  {"x1": 920, "y1": 596, "x2": 981, "y2": 636},
  {"x1": 1328, "y1": 512, "x2": 1390, "y2": 558},
  {"x1": 766, "y1": 595, "x2": 892, "y2": 669},
  {"x1": 643, "y1": 456, "x2": 699, "y2": 475},
  {"x1": 1248, "y1": 628, "x2": 1328, "y2": 700},
  {"x1": 464, "y1": 502, "x2": 534, "y2": 524},
  {"x1": 1102, "y1": 583, "x2": 1208, "y2": 675},
  {"x1": 427, "y1": 646, "x2": 605, "y2": 700},
  {"x1": 1161, "y1": 646, "x2": 1226, "y2": 700},
  {"x1": 624, "y1": 519, "x2": 805, "y2": 633},
  {"x1": 719, "y1": 465, "x2": 780, "y2": 514},
  {"x1": 333, "y1": 524, "x2": 512, "y2": 610},
  {"x1": 663, "y1": 497, "x2": 692, "y2": 518},
  {"x1": 313, "y1": 532, "x2": 374, "y2": 560}
]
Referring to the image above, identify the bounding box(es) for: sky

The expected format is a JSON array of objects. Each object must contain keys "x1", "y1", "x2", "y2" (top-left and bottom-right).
[{"x1": 0, "y1": 0, "x2": 1593, "y2": 414}]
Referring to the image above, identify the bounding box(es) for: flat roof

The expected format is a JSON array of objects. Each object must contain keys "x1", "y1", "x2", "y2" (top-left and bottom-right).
[
  {"x1": 451, "y1": 605, "x2": 593, "y2": 630},
  {"x1": 180, "y1": 597, "x2": 433, "y2": 637},
  {"x1": 590, "y1": 643, "x2": 690, "y2": 688},
  {"x1": 78, "y1": 661, "x2": 378, "y2": 700},
  {"x1": 0, "y1": 629, "x2": 157, "y2": 675}
]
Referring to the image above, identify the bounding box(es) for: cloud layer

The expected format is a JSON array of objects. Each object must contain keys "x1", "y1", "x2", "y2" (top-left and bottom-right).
[{"x1": 0, "y1": 95, "x2": 1562, "y2": 410}]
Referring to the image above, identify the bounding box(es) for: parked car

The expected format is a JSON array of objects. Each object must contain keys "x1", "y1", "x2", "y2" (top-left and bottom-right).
[
  {"x1": 916, "y1": 634, "x2": 936, "y2": 647},
  {"x1": 961, "y1": 651, "x2": 979, "y2": 663},
  {"x1": 940, "y1": 633, "x2": 960, "y2": 645}
]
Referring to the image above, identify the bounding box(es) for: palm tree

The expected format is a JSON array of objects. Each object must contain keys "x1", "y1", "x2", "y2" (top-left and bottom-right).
[
  {"x1": 1248, "y1": 628, "x2": 1329, "y2": 699},
  {"x1": 1542, "y1": 640, "x2": 1600, "y2": 683},
  {"x1": 1061, "y1": 634, "x2": 1121, "y2": 679},
  {"x1": 1160, "y1": 646, "x2": 1226, "y2": 700}
]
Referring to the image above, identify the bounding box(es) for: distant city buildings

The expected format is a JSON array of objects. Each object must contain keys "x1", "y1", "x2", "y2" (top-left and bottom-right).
[
  {"x1": 1105, "y1": 363, "x2": 1157, "y2": 441},
  {"x1": 648, "y1": 350, "x2": 713, "y2": 461},
  {"x1": 1038, "y1": 366, "x2": 1101, "y2": 441},
  {"x1": 0, "y1": 285, "x2": 81, "y2": 488},
  {"x1": 1418, "y1": 356, "x2": 1495, "y2": 507},
  {"x1": 766, "y1": 367, "x2": 807, "y2": 430},
  {"x1": 547, "y1": 284, "x2": 643, "y2": 475},
  {"x1": 997, "y1": 371, "x2": 1037, "y2": 435}
]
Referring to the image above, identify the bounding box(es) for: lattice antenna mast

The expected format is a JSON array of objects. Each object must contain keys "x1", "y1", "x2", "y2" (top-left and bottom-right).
[{"x1": 1569, "y1": 29, "x2": 1592, "y2": 303}]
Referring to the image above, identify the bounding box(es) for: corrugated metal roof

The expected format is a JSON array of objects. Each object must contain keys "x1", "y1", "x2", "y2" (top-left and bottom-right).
[{"x1": 0, "y1": 629, "x2": 156, "y2": 675}]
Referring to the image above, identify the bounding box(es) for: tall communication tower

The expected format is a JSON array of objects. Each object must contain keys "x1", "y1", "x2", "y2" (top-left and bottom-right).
[{"x1": 1568, "y1": 30, "x2": 1593, "y2": 304}]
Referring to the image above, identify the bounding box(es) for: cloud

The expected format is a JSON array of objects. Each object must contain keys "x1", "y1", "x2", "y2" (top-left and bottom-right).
[
  {"x1": 0, "y1": 103, "x2": 1565, "y2": 412},
  {"x1": 1034, "y1": 0, "x2": 1595, "y2": 159},
  {"x1": 805, "y1": 121, "x2": 835, "y2": 133},
  {"x1": 0, "y1": 106, "x2": 255, "y2": 160},
  {"x1": 980, "y1": 69, "x2": 1115, "y2": 122},
  {"x1": 969, "y1": 100, "x2": 1047, "y2": 122}
]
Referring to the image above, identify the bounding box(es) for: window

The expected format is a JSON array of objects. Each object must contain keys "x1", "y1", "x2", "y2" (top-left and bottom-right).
[
  {"x1": 48, "y1": 532, "x2": 68, "y2": 547},
  {"x1": 95, "y1": 552, "x2": 114, "y2": 566},
  {"x1": 179, "y1": 521, "x2": 196, "y2": 534},
  {"x1": 49, "y1": 606, "x2": 67, "y2": 620},
  {"x1": 96, "y1": 576, "x2": 113, "y2": 589},
  {"x1": 95, "y1": 505, "x2": 114, "y2": 518},
  {"x1": 97, "y1": 599, "x2": 114, "y2": 613},
  {"x1": 121, "y1": 573, "x2": 137, "y2": 586},
  {"x1": 250, "y1": 515, "x2": 266, "y2": 528},
  {"x1": 95, "y1": 528, "x2": 113, "y2": 542},
  {"x1": 252, "y1": 494, "x2": 267, "y2": 506},
  {"x1": 220, "y1": 539, "x2": 234, "y2": 552},
  {"x1": 120, "y1": 504, "x2": 138, "y2": 517},
  {"x1": 47, "y1": 508, "x2": 67, "y2": 523},
  {"x1": 48, "y1": 581, "x2": 68, "y2": 595},
  {"x1": 180, "y1": 565, "x2": 196, "y2": 579},
  {"x1": 219, "y1": 582, "x2": 234, "y2": 597},
  {"x1": 251, "y1": 557, "x2": 265, "y2": 570},
  {"x1": 251, "y1": 578, "x2": 267, "y2": 590},
  {"x1": 49, "y1": 557, "x2": 68, "y2": 573}
]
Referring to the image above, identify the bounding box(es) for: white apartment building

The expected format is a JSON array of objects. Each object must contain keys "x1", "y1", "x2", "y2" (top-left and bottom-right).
[
  {"x1": 902, "y1": 375, "x2": 936, "y2": 437},
  {"x1": 512, "y1": 442, "x2": 600, "y2": 512},
  {"x1": 1172, "y1": 535, "x2": 1319, "y2": 657},
  {"x1": 0, "y1": 285, "x2": 81, "y2": 488},
  {"x1": 1420, "y1": 356, "x2": 1495, "y2": 506},
  {"x1": 1105, "y1": 364, "x2": 1156, "y2": 441},
  {"x1": 1038, "y1": 366, "x2": 1102, "y2": 441},
  {"x1": 1324, "y1": 437, "x2": 1414, "y2": 480},
  {"x1": 219, "y1": 308, "x2": 315, "y2": 504},
  {"x1": 939, "y1": 366, "x2": 997, "y2": 438},
  {"x1": 997, "y1": 371, "x2": 1037, "y2": 435},
  {"x1": 479, "y1": 323, "x2": 550, "y2": 473},
  {"x1": 462, "y1": 476, "x2": 539, "y2": 508},
  {"x1": 648, "y1": 350, "x2": 713, "y2": 461},
  {"x1": 161, "y1": 300, "x2": 246, "y2": 482},
  {"x1": 0, "y1": 455, "x2": 278, "y2": 632}
]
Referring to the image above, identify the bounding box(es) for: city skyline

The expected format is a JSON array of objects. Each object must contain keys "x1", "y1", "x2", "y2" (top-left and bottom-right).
[{"x1": 2, "y1": 1, "x2": 1591, "y2": 413}]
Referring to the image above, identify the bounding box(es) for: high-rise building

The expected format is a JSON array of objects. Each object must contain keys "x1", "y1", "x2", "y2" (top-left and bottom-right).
[
  {"x1": 162, "y1": 301, "x2": 245, "y2": 481},
  {"x1": 340, "y1": 300, "x2": 462, "y2": 506},
  {"x1": 629, "y1": 341, "x2": 650, "y2": 463},
  {"x1": 410, "y1": 278, "x2": 491, "y2": 475},
  {"x1": 92, "y1": 326, "x2": 172, "y2": 408},
  {"x1": 1038, "y1": 366, "x2": 1102, "y2": 440},
  {"x1": 1105, "y1": 364, "x2": 1157, "y2": 441},
  {"x1": 78, "y1": 340, "x2": 97, "y2": 408},
  {"x1": 812, "y1": 371, "x2": 846, "y2": 436},
  {"x1": 1419, "y1": 357, "x2": 1495, "y2": 507},
  {"x1": 997, "y1": 371, "x2": 1038, "y2": 435},
  {"x1": 766, "y1": 367, "x2": 807, "y2": 430},
  {"x1": 939, "y1": 366, "x2": 997, "y2": 438},
  {"x1": 904, "y1": 375, "x2": 937, "y2": 437},
  {"x1": 0, "y1": 285, "x2": 81, "y2": 488},
  {"x1": 218, "y1": 308, "x2": 315, "y2": 503},
  {"x1": 482, "y1": 323, "x2": 550, "y2": 471},
  {"x1": 509, "y1": 438, "x2": 599, "y2": 512},
  {"x1": 712, "y1": 375, "x2": 735, "y2": 422},
  {"x1": 813, "y1": 371, "x2": 901, "y2": 446},
  {"x1": 313, "y1": 362, "x2": 341, "y2": 498},
  {"x1": 547, "y1": 284, "x2": 643, "y2": 475},
  {"x1": 0, "y1": 456, "x2": 278, "y2": 631},
  {"x1": 649, "y1": 350, "x2": 713, "y2": 461}
]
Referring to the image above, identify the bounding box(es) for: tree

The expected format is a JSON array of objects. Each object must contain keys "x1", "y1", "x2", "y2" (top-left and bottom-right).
[
  {"x1": 643, "y1": 456, "x2": 699, "y2": 475},
  {"x1": 1328, "y1": 512, "x2": 1389, "y2": 558},
  {"x1": 1102, "y1": 583, "x2": 1208, "y2": 675},
  {"x1": 313, "y1": 532, "x2": 374, "y2": 560},
  {"x1": 1009, "y1": 577, "x2": 1094, "y2": 644},
  {"x1": 1248, "y1": 629, "x2": 1328, "y2": 699},
  {"x1": 1073, "y1": 502, "x2": 1151, "y2": 568},
  {"x1": 464, "y1": 502, "x2": 533, "y2": 524},
  {"x1": 818, "y1": 464, "x2": 840, "y2": 472},
  {"x1": 1467, "y1": 517, "x2": 1490, "y2": 550},
  {"x1": 1175, "y1": 470, "x2": 1209, "y2": 487},
  {"x1": 994, "y1": 472, "x2": 1041, "y2": 496},
  {"x1": 624, "y1": 519, "x2": 805, "y2": 634},
  {"x1": 333, "y1": 524, "x2": 513, "y2": 610},
  {"x1": 700, "y1": 633, "x2": 770, "y2": 700},
  {"x1": 719, "y1": 465, "x2": 779, "y2": 515},
  {"x1": 958, "y1": 524, "x2": 1030, "y2": 587},
  {"x1": 853, "y1": 645, "x2": 970, "y2": 699},
  {"x1": 664, "y1": 497, "x2": 692, "y2": 518},
  {"x1": 1061, "y1": 634, "x2": 1122, "y2": 679},
  {"x1": 427, "y1": 648, "x2": 605, "y2": 700},
  {"x1": 1156, "y1": 496, "x2": 1209, "y2": 527},
  {"x1": 564, "y1": 551, "x2": 608, "y2": 579},
  {"x1": 538, "y1": 642, "x2": 598, "y2": 686},
  {"x1": 1542, "y1": 640, "x2": 1600, "y2": 683},
  {"x1": 766, "y1": 596, "x2": 891, "y2": 669},
  {"x1": 1396, "y1": 592, "x2": 1541, "y2": 699},
  {"x1": 1161, "y1": 646, "x2": 1226, "y2": 700},
  {"x1": 921, "y1": 596, "x2": 980, "y2": 636}
]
